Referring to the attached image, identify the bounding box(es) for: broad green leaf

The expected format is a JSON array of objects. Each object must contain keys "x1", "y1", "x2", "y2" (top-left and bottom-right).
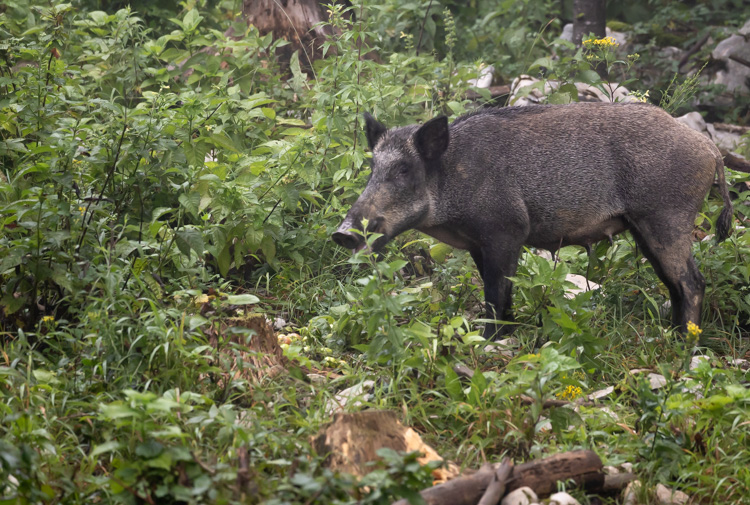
[
  {"x1": 445, "y1": 366, "x2": 463, "y2": 401},
  {"x1": 175, "y1": 228, "x2": 204, "y2": 257},
  {"x1": 223, "y1": 294, "x2": 260, "y2": 305},
  {"x1": 90, "y1": 441, "x2": 121, "y2": 457},
  {"x1": 429, "y1": 243, "x2": 452, "y2": 264}
]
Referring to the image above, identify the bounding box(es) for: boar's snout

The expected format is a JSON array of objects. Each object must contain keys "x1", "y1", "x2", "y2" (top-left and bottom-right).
[
  {"x1": 332, "y1": 228, "x2": 362, "y2": 250},
  {"x1": 332, "y1": 216, "x2": 385, "y2": 252}
]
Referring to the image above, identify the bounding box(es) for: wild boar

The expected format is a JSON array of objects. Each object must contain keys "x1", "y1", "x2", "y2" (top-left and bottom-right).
[{"x1": 332, "y1": 103, "x2": 733, "y2": 339}]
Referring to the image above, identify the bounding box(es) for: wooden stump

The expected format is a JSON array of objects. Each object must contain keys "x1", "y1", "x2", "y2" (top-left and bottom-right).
[
  {"x1": 206, "y1": 314, "x2": 287, "y2": 384},
  {"x1": 313, "y1": 410, "x2": 459, "y2": 482}
]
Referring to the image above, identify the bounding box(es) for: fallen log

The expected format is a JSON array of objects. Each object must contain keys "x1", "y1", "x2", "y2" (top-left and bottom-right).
[{"x1": 392, "y1": 450, "x2": 603, "y2": 505}]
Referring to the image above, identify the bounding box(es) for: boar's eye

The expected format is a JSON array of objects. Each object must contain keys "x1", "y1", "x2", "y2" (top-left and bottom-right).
[{"x1": 396, "y1": 164, "x2": 409, "y2": 176}]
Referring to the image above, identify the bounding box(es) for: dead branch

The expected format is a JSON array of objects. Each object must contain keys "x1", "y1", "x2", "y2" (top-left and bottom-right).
[
  {"x1": 392, "y1": 450, "x2": 604, "y2": 505},
  {"x1": 723, "y1": 151, "x2": 750, "y2": 173},
  {"x1": 678, "y1": 32, "x2": 711, "y2": 71},
  {"x1": 477, "y1": 458, "x2": 513, "y2": 505}
]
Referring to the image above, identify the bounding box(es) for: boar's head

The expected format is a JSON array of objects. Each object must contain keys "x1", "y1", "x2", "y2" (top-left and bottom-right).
[{"x1": 332, "y1": 113, "x2": 448, "y2": 253}]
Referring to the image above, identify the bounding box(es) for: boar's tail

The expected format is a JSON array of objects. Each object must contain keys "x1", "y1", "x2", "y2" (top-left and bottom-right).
[{"x1": 715, "y1": 157, "x2": 734, "y2": 242}]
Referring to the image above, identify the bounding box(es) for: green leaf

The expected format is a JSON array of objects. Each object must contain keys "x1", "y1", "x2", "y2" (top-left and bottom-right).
[
  {"x1": 209, "y1": 132, "x2": 240, "y2": 153},
  {"x1": 88, "y1": 11, "x2": 110, "y2": 25},
  {"x1": 260, "y1": 235, "x2": 276, "y2": 264},
  {"x1": 222, "y1": 294, "x2": 260, "y2": 305},
  {"x1": 578, "y1": 70, "x2": 602, "y2": 85},
  {"x1": 445, "y1": 366, "x2": 463, "y2": 401},
  {"x1": 468, "y1": 369, "x2": 487, "y2": 405},
  {"x1": 261, "y1": 108, "x2": 276, "y2": 120},
  {"x1": 429, "y1": 243, "x2": 452, "y2": 264},
  {"x1": 182, "y1": 9, "x2": 203, "y2": 32},
  {"x1": 136, "y1": 439, "x2": 164, "y2": 458},
  {"x1": 90, "y1": 441, "x2": 121, "y2": 458},
  {"x1": 289, "y1": 51, "x2": 307, "y2": 92},
  {"x1": 175, "y1": 228, "x2": 204, "y2": 257},
  {"x1": 178, "y1": 192, "x2": 200, "y2": 217},
  {"x1": 217, "y1": 244, "x2": 231, "y2": 277},
  {"x1": 1, "y1": 138, "x2": 27, "y2": 153}
]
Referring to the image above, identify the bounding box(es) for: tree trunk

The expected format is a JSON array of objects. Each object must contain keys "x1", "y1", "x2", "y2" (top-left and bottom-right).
[
  {"x1": 242, "y1": 0, "x2": 332, "y2": 68},
  {"x1": 572, "y1": 0, "x2": 606, "y2": 45}
]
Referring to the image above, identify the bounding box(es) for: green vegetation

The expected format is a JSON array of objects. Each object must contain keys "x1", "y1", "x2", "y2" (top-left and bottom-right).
[{"x1": 1, "y1": 0, "x2": 749, "y2": 503}]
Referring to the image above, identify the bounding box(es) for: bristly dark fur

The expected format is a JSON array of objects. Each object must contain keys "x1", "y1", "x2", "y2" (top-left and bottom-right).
[
  {"x1": 450, "y1": 101, "x2": 656, "y2": 128},
  {"x1": 335, "y1": 102, "x2": 733, "y2": 340}
]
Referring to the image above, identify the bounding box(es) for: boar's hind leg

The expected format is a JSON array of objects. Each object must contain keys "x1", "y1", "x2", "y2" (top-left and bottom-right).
[
  {"x1": 629, "y1": 221, "x2": 705, "y2": 332},
  {"x1": 472, "y1": 243, "x2": 522, "y2": 340}
]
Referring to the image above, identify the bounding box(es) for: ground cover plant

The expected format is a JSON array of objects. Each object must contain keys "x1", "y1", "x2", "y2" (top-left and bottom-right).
[{"x1": 1, "y1": 0, "x2": 749, "y2": 503}]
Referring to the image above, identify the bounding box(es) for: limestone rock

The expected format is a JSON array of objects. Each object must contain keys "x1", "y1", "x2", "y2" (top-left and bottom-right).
[
  {"x1": 548, "y1": 491, "x2": 581, "y2": 505},
  {"x1": 655, "y1": 483, "x2": 689, "y2": 505},
  {"x1": 501, "y1": 486, "x2": 538, "y2": 505}
]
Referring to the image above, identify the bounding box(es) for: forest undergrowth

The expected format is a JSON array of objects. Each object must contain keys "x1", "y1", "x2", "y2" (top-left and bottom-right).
[{"x1": 1, "y1": 0, "x2": 750, "y2": 503}]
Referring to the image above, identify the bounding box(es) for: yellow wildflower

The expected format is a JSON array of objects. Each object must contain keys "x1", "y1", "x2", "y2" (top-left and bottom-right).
[
  {"x1": 556, "y1": 385, "x2": 583, "y2": 401},
  {"x1": 687, "y1": 321, "x2": 702, "y2": 337},
  {"x1": 41, "y1": 315, "x2": 55, "y2": 323},
  {"x1": 79, "y1": 206, "x2": 85, "y2": 215},
  {"x1": 628, "y1": 90, "x2": 650, "y2": 103},
  {"x1": 583, "y1": 36, "x2": 619, "y2": 48}
]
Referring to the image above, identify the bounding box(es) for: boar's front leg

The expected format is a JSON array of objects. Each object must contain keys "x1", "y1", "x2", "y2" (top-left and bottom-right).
[{"x1": 472, "y1": 240, "x2": 523, "y2": 340}]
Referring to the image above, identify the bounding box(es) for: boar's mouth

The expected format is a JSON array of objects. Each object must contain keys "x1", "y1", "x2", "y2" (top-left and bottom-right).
[{"x1": 332, "y1": 217, "x2": 387, "y2": 254}]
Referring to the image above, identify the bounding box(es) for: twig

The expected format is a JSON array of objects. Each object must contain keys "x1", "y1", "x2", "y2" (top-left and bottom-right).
[
  {"x1": 192, "y1": 452, "x2": 216, "y2": 475},
  {"x1": 477, "y1": 458, "x2": 513, "y2": 505},
  {"x1": 519, "y1": 394, "x2": 601, "y2": 409},
  {"x1": 729, "y1": 53, "x2": 750, "y2": 69},
  {"x1": 678, "y1": 32, "x2": 710, "y2": 71},
  {"x1": 724, "y1": 151, "x2": 750, "y2": 173},
  {"x1": 76, "y1": 121, "x2": 127, "y2": 256},
  {"x1": 350, "y1": 0, "x2": 366, "y2": 177},
  {"x1": 415, "y1": 0, "x2": 435, "y2": 56}
]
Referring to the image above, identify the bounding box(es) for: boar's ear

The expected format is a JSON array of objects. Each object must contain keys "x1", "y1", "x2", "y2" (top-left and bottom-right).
[
  {"x1": 415, "y1": 116, "x2": 449, "y2": 161},
  {"x1": 364, "y1": 112, "x2": 387, "y2": 151}
]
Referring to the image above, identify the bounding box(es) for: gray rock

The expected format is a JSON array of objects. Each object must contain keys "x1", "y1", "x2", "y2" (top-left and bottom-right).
[
  {"x1": 630, "y1": 369, "x2": 667, "y2": 389},
  {"x1": 623, "y1": 480, "x2": 642, "y2": 505},
  {"x1": 689, "y1": 355, "x2": 710, "y2": 370},
  {"x1": 467, "y1": 64, "x2": 495, "y2": 89},
  {"x1": 559, "y1": 23, "x2": 628, "y2": 46},
  {"x1": 728, "y1": 357, "x2": 749, "y2": 369},
  {"x1": 603, "y1": 465, "x2": 620, "y2": 475},
  {"x1": 325, "y1": 380, "x2": 375, "y2": 415},
  {"x1": 655, "y1": 483, "x2": 689, "y2": 505},
  {"x1": 648, "y1": 373, "x2": 667, "y2": 389},
  {"x1": 675, "y1": 112, "x2": 707, "y2": 134},
  {"x1": 589, "y1": 386, "x2": 614, "y2": 400},
  {"x1": 706, "y1": 122, "x2": 744, "y2": 151},
  {"x1": 501, "y1": 486, "x2": 538, "y2": 505},
  {"x1": 564, "y1": 274, "x2": 601, "y2": 299},
  {"x1": 274, "y1": 317, "x2": 287, "y2": 330},
  {"x1": 484, "y1": 337, "x2": 519, "y2": 357},
  {"x1": 509, "y1": 75, "x2": 635, "y2": 106},
  {"x1": 711, "y1": 20, "x2": 750, "y2": 95},
  {"x1": 548, "y1": 492, "x2": 581, "y2": 505}
]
